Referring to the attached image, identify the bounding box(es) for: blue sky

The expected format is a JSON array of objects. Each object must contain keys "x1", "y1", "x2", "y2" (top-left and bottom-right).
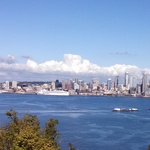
[{"x1": 0, "y1": 0, "x2": 150, "y2": 81}]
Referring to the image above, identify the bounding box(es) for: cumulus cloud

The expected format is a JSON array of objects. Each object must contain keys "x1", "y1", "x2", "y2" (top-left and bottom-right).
[
  {"x1": 0, "y1": 55, "x2": 16, "y2": 64},
  {"x1": 0, "y1": 54, "x2": 148, "y2": 82}
]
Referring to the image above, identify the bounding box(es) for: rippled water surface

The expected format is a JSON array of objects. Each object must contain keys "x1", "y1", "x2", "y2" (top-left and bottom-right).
[{"x1": 0, "y1": 94, "x2": 150, "y2": 150}]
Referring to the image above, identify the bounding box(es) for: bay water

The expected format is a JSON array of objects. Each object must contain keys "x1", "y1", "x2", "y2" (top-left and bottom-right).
[{"x1": 0, "y1": 94, "x2": 150, "y2": 150}]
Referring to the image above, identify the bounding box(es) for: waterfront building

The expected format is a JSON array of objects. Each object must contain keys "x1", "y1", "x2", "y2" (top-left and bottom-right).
[
  {"x1": 42, "y1": 83, "x2": 49, "y2": 89},
  {"x1": 62, "y1": 80, "x2": 66, "y2": 90},
  {"x1": 5, "y1": 81, "x2": 10, "y2": 90},
  {"x1": 101, "y1": 82, "x2": 107, "y2": 91},
  {"x1": 107, "y1": 78, "x2": 111, "y2": 91},
  {"x1": 111, "y1": 81, "x2": 115, "y2": 91},
  {"x1": 142, "y1": 73, "x2": 148, "y2": 95},
  {"x1": 92, "y1": 78, "x2": 99, "y2": 90},
  {"x1": 129, "y1": 75, "x2": 136, "y2": 88},
  {"x1": 78, "y1": 80, "x2": 84, "y2": 86},
  {"x1": 74, "y1": 78, "x2": 78, "y2": 83},
  {"x1": 65, "y1": 83, "x2": 71, "y2": 90},
  {"x1": 12, "y1": 81, "x2": 17, "y2": 88},
  {"x1": 124, "y1": 72, "x2": 129, "y2": 89},
  {"x1": 85, "y1": 84, "x2": 89, "y2": 91},
  {"x1": 73, "y1": 82, "x2": 79, "y2": 90},
  {"x1": 1, "y1": 82, "x2": 5, "y2": 89},
  {"x1": 69, "y1": 79, "x2": 74, "y2": 90},
  {"x1": 51, "y1": 82, "x2": 55, "y2": 90},
  {"x1": 114, "y1": 76, "x2": 119, "y2": 91},
  {"x1": 136, "y1": 84, "x2": 141, "y2": 95}
]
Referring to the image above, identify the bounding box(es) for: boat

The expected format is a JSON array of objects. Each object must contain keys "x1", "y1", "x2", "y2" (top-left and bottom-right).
[
  {"x1": 112, "y1": 107, "x2": 138, "y2": 112},
  {"x1": 37, "y1": 89, "x2": 69, "y2": 96},
  {"x1": 0, "y1": 90, "x2": 8, "y2": 94}
]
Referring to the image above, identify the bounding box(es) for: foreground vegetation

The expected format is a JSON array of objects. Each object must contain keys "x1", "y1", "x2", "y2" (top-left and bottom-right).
[{"x1": 0, "y1": 110, "x2": 75, "y2": 150}]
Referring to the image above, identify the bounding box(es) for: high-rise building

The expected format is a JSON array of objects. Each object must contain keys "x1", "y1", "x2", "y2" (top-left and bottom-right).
[
  {"x1": 114, "y1": 76, "x2": 119, "y2": 91},
  {"x1": 62, "y1": 80, "x2": 66, "y2": 90},
  {"x1": 92, "y1": 78, "x2": 99, "y2": 90},
  {"x1": 111, "y1": 81, "x2": 115, "y2": 91},
  {"x1": 107, "y1": 78, "x2": 111, "y2": 90},
  {"x1": 5, "y1": 81, "x2": 9, "y2": 90},
  {"x1": 129, "y1": 75, "x2": 136, "y2": 88},
  {"x1": 136, "y1": 84, "x2": 141, "y2": 95},
  {"x1": 51, "y1": 82, "x2": 55, "y2": 90},
  {"x1": 12, "y1": 81, "x2": 17, "y2": 88},
  {"x1": 142, "y1": 73, "x2": 148, "y2": 94},
  {"x1": 73, "y1": 82, "x2": 79, "y2": 90},
  {"x1": 114, "y1": 76, "x2": 119, "y2": 88},
  {"x1": 65, "y1": 83, "x2": 71, "y2": 90},
  {"x1": 124, "y1": 72, "x2": 129, "y2": 87},
  {"x1": 78, "y1": 80, "x2": 84, "y2": 87}
]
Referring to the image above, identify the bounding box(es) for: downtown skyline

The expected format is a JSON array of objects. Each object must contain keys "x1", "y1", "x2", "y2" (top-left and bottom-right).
[{"x1": 0, "y1": 0, "x2": 150, "y2": 81}]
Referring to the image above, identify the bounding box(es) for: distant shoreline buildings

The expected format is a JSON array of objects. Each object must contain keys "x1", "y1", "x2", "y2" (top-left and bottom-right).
[{"x1": 0, "y1": 72, "x2": 150, "y2": 97}]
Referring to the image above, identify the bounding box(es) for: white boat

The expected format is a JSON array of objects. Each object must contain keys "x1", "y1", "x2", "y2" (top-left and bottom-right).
[
  {"x1": 112, "y1": 107, "x2": 138, "y2": 112},
  {"x1": 37, "y1": 89, "x2": 69, "y2": 96},
  {"x1": 0, "y1": 90, "x2": 8, "y2": 94}
]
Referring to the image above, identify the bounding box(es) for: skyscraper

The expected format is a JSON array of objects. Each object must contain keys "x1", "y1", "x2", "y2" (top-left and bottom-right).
[
  {"x1": 114, "y1": 76, "x2": 119, "y2": 90},
  {"x1": 5, "y1": 81, "x2": 9, "y2": 90},
  {"x1": 92, "y1": 78, "x2": 99, "y2": 90},
  {"x1": 142, "y1": 73, "x2": 148, "y2": 94},
  {"x1": 107, "y1": 78, "x2": 111, "y2": 91},
  {"x1": 124, "y1": 72, "x2": 129, "y2": 87},
  {"x1": 129, "y1": 75, "x2": 136, "y2": 88},
  {"x1": 12, "y1": 81, "x2": 17, "y2": 88}
]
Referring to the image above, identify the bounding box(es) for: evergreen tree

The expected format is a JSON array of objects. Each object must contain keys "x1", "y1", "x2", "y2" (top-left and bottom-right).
[{"x1": 0, "y1": 109, "x2": 60, "y2": 150}]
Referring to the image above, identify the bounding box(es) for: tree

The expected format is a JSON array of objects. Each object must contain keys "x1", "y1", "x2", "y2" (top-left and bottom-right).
[
  {"x1": 0, "y1": 109, "x2": 60, "y2": 150},
  {"x1": 68, "y1": 143, "x2": 76, "y2": 150}
]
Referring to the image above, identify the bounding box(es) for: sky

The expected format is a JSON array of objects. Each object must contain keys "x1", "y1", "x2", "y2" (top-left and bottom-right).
[{"x1": 0, "y1": 0, "x2": 150, "y2": 82}]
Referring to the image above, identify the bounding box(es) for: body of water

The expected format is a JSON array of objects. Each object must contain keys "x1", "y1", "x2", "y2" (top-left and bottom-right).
[{"x1": 0, "y1": 94, "x2": 150, "y2": 150}]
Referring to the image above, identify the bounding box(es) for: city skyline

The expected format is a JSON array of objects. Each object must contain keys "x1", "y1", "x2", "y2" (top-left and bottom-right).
[
  {"x1": 0, "y1": 1, "x2": 150, "y2": 81},
  {"x1": 1, "y1": 72, "x2": 150, "y2": 97}
]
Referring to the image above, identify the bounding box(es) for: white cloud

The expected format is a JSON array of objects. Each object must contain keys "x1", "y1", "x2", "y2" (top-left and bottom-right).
[{"x1": 0, "y1": 54, "x2": 148, "y2": 82}]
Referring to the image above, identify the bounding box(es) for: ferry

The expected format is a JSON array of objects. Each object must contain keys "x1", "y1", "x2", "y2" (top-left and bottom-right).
[
  {"x1": 37, "y1": 89, "x2": 69, "y2": 96},
  {"x1": 112, "y1": 108, "x2": 138, "y2": 112}
]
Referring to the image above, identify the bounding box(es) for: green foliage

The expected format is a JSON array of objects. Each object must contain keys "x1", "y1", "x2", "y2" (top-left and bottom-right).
[
  {"x1": 68, "y1": 143, "x2": 76, "y2": 150},
  {"x1": 0, "y1": 109, "x2": 60, "y2": 150}
]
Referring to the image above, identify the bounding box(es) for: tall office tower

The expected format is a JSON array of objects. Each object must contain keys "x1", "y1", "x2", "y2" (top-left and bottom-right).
[
  {"x1": 73, "y1": 82, "x2": 79, "y2": 90},
  {"x1": 129, "y1": 75, "x2": 136, "y2": 88},
  {"x1": 142, "y1": 73, "x2": 148, "y2": 94},
  {"x1": 111, "y1": 81, "x2": 115, "y2": 91},
  {"x1": 5, "y1": 81, "x2": 10, "y2": 90},
  {"x1": 12, "y1": 81, "x2": 17, "y2": 88},
  {"x1": 75, "y1": 78, "x2": 78, "y2": 83},
  {"x1": 69, "y1": 79, "x2": 74, "y2": 90},
  {"x1": 124, "y1": 72, "x2": 129, "y2": 87},
  {"x1": 92, "y1": 78, "x2": 99, "y2": 90},
  {"x1": 62, "y1": 80, "x2": 66, "y2": 90},
  {"x1": 51, "y1": 82, "x2": 55, "y2": 90},
  {"x1": 116, "y1": 76, "x2": 119, "y2": 87},
  {"x1": 114, "y1": 76, "x2": 119, "y2": 90},
  {"x1": 65, "y1": 83, "x2": 71, "y2": 90},
  {"x1": 136, "y1": 84, "x2": 141, "y2": 95},
  {"x1": 78, "y1": 80, "x2": 84, "y2": 86},
  {"x1": 107, "y1": 78, "x2": 111, "y2": 90},
  {"x1": 102, "y1": 82, "x2": 107, "y2": 90}
]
